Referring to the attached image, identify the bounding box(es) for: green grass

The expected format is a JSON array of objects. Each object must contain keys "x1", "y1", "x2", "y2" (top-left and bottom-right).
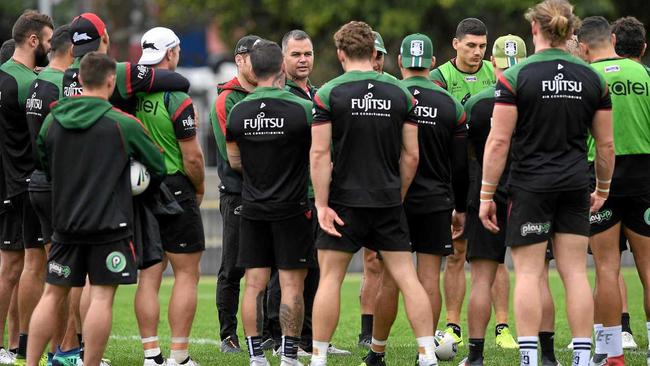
[{"x1": 105, "y1": 268, "x2": 648, "y2": 365}]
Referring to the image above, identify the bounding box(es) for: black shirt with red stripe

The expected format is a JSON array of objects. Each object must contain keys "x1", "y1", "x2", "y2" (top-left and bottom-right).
[{"x1": 495, "y1": 48, "x2": 611, "y2": 192}]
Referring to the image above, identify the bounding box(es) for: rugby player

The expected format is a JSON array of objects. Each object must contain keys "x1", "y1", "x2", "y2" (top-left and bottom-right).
[
  {"x1": 27, "y1": 51, "x2": 165, "y2": 366},
  {"x1": 578, "y1": 15, "x2": 650, "y2": 365},
  {"x1": 226, "y1": 40, "x2": 316, "y2": 366},
  {"x1": 24, "y1": 24, "x2": 75, "y2": 365},
  {"x1": 0, "y1": 10, "x2": 53, "y2": 365},
  {"x1": 309, "y1": 21, "x2": 437, "y2": 366},
  {"x1": 429, "y1": 17, "x2": 515, "y2": 348},
  {"x1": 212, "y1": 34, "x2": 260, "y2": 354},
  {"x1": 362, "y1": 33, "x2": 468, "y2": 366},
  {"x1": 479, "y1": 1, "x2": 615, "y2": 365},
  {"x1": 133, "y1": 27, "x2": 205, "y2": 366}
]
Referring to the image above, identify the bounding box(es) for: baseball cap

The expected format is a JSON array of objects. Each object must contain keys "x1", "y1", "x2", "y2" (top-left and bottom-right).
[
  {"x1": 492, "y1": 34, "x2": 527, "y2": 69},
  {"x1": 69, "y1": 13, "x2": 106, "y2": 58},
  {"x1": 234, "y1": 35, "x2": 262, "y2": 55},
  {"x1": 373, "y1": 31, "x2": 387, "y2": 54},
  {"x1": 400, "y1": 33, "x2": 433, "y2": 69},
  {"x1": 139, "y1": 27, "x2": 180, "y2": 65}
]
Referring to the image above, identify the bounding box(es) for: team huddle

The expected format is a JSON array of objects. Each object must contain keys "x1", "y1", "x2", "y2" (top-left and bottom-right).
[{"x1": 0, "y1": 0, "x2": 648, "y2": 365}]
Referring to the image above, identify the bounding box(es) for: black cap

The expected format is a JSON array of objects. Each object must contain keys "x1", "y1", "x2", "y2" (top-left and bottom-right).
[
  {"x1": 234, "y1": 35, "x2": 261, "y2": 55},
  {"x1": 69, "y1": 13, "x2": 106, "y2": 58}
]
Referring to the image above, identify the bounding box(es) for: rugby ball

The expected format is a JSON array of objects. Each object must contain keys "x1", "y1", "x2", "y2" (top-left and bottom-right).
[
  {"x1": 434, "y1": 330, "x2": 458, "y2": 361},
  {"x1": 130, "y1": 160, "x2": 150, "y2": 196}
]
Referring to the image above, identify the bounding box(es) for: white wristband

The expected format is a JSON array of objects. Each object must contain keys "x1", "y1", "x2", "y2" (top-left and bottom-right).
[
  {"x1": 596, "y1": 187, "x2": 610, "y2": 193},
  {"x1": 479, "y1": 198, "x2": 494, "y2": 203},
  {"x1": 481, "y1": 180, "x2": 498, "y2": 186}
]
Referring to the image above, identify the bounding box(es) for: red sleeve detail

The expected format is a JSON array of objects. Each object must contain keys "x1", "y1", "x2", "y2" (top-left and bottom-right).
[
  {"x1": 171, "y1": 97, "x2": 193, "y2": 122},
  {"x1": 314, "y1": 94, "x2": 327, "y2": 110},
  {"x1": 215, "y1": 90, "x2": 232, "y2": 135},
  {"x1": 147, "y1": 67, "x2": 155, "y2": 92},
  {"x1": 433, "y1": 80, "x2": 445, "y2": 88},
  {"x1": 125, "y1": 63, "x2": 133, "y2": 97},
  {"x1": 497, "y1": 74, "x2": 515, "y2": 95},
  {"x1": 411, "y1": 96, "x2": 417, "y2": 107},
  {"x1": 49, "y1": 100, "x2": 59, "y2": 109},
  {"x1": 457, "y1": 111, "x2": 467, "y2": 125}
]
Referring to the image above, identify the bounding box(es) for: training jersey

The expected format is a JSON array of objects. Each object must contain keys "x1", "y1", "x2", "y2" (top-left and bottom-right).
[
  {"x1": 401, "y1": 76, "x2": 468, "y2": 214},
  {"x1": 495, "y1": 48, "x2": 611, "y2": 193},
  {"x1": 285, "y1": 78, "x2": 317, "y2": 199},
  {"x1": 0, "y1": 59, "x2": 38, "y2": 197},
  {"x1": 26, "y1": 67, "x2": 64, "y2": 171},
  {"x1": 226, "y1": 87, "x2": 312, "y2": 220},
  {"x1": 63, "y1": 58, "x2": 190, "y2": 114},
  {"x1": 586, "y1": 57, "x2": 650, "y2": 197},
  {"x1": 211, "y1": 77, "x2": 249, "y2": 195},
  {"x1": 430, "y1": 59, "x2": 495, "y2": 104},
  {"x1": 465, "y1": 86, "x2": 509, "y2": 208},
  {"x1": 136, "y1": 91, "x2": 196, "y2": 175},
  {"x1": 313, "y1": 70, "x2": 417, "y2": 208}
]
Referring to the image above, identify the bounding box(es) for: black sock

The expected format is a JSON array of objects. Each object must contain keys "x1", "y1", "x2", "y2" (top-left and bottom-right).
[
  {"x1": 365, "y1": 349, "x2": 384, "y2": 361},
  {"x1": 9, "y1": 348, "x2": 17, "y2": 354},
  {"x1": 145, "y1": 353, "x2": 165, "y2": 364},
  {"x1": 446, "y1": 323, "x2": 462, "y2": 338},
  {"x1": 468, "y1": 338, "x2": 484, "y2": 362},
  {"x1": 245, "y1": 336, "x2": 264, "y2": 357},
  {"x1": 282, "y1": 335, "x2": 300, "y2": 360},
  {"x1": 179, "y1": 357, "x2": 191, "y2": 364},
  {"x1": 361, "y1": 314, "x2": 373, "y2": 337},
  {"x1": 495, "y1": 323, "x2": 509, "y2": 337},
  {"x1": 539, "y1": 332, "x2": 556, "y2": 362},
  {"x1": 622, "y1": 312, "x2": 633, "y2": 334},
  {"x1": 17, "y1": 333, "x2": 27, "y2": 357}
]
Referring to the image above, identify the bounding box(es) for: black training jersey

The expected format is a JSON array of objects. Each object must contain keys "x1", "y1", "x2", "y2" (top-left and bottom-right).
[
  {"x1": 0, "y1": 59, "x2": 38, "y2": 197},
  {"x1": 401, "y1": 76, "x2": 468, "y2": 213},
  {"x1": 465, "y1": 86, "x2": 510, "y2": 208},
  {"x1": 314, "y1": 70, "x2": 418, "y2": 208},
  {"x1": 63, "y1": 58, "x2": 190, "y2": 114},
  {"x1": 495, "y1": 48, "x2": 611, "y2": 193},
  {"x1": 26, "y1": 67, "x2": 64, "y2": 171},
  {"x1": 226, "y1": 87, "x2": 312, "y2": 220}
]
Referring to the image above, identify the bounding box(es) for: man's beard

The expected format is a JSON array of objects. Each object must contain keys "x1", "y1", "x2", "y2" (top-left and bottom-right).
[{"x1": 34, "y1": 43, "x2": 49, "y2": 68}]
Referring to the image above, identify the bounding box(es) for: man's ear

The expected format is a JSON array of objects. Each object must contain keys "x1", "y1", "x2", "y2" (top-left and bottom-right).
[{"x1": 431, "y1": 56, "x2": 436, "y2": 69}]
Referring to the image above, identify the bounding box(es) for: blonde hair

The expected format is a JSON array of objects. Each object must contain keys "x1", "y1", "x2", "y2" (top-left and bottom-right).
[{"x1": 525, "y1": 0, "x2": 581, "y2": 47}]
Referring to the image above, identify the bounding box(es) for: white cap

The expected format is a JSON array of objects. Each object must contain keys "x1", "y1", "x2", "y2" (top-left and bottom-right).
[{"x1": 138, "y1": 27, "x2": 180, "y2": 65}]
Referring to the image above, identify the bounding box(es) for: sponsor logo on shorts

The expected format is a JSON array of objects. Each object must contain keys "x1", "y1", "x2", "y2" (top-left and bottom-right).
[
  {"x1": 106, "y1": 251, "x2": 127, "y2": 273},
  {"x1": 644, "y1": 208, "x2": 650, "y2": 225},
  {"x1": 48, "y1": 261, "x2": 71, "y2": 278},
  {"x1": 520, "y1": 222, "x2": 551, "y2": 237},
  {"x1": 590, "y1": 209, "x2": 612, "y2": 224}
]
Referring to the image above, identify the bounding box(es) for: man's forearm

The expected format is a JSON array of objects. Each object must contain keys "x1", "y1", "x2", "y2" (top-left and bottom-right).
[
  {"x1": 481, "y1": 137, "x2": 509, "y2": 199},
  {"x1": 310, "y1": 152, "x2": 331, "y2": 208},
  {"x1": 184, "y1": 157, "x2": 205, "y2": 195},
  {"x1": 399, "y1": 152, "x2": 418, "y2": 200}
]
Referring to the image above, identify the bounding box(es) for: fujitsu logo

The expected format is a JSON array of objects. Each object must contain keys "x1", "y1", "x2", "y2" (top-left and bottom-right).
[
  {"x1": 26, "y1": 92, "x2": 42, "y2": 110},
  {"x1": 351, "y1": 92, "x2": 392, "y2": 112},
  {"x1": 542, "y1": 73, "x2": 583, "y2": 94},
  {"x1": 414, "y1": 105, "x2": 438, "y2": 119},
  {"x1": 243, "y1": 112, "x2": 285, "y2": 131},
  {"x1": 64, "y1": 81, "x2": 83, "y2": 97}
]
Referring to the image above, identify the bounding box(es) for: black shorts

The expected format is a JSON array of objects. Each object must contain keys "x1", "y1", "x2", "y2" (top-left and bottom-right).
[
  {"x1": 0, "y1": 200, "x2": 22, "y2": 251},
  {"x1": 590, "y1": 194, "x2": 650, "y2": 237},
  {"x1": 506, "y1": 187, "x2": 590, "y2": 247},
  {"x1": 406, "y1": 209, "x2": 452, "y2": 256},
  {"x1": 315, "y1": 204, "x2": 411, "y2": 253},
  {"x1": 238, "y1": 212, "x2": 316, "y2": 269},
  {"x1": 46, "y1": 238, "x2": 138, "y2": 287},
  {"x1": 158, "y1": 175, "x2": 205, "y2": 253},
  {"x1": 10, "y1": 192, "x2": 44, "y2": 249},
  {"x1": 28, "y1": 170, "x2": 53, "y2": 244},
  {"x1": 466, "y1": 204, "x2": 507, "y2": 263}
]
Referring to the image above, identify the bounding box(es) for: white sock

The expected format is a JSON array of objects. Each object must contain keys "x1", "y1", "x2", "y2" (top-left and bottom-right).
[
  {"x1": 416, "y1": 336, "x2": 437, "y2": 365},
  {"x1": 601, "y1": 325, "x2": 622, "y2": 357},
  {"x1": 170, "y1": 349, "x2": 189, "y2": 364},
  {"x1": 572, "y1": 338, "x2": 591, "y2": 366},
  {"x1": 141, "y1": 336, "x2": 161, "y2": 358},
  {"x1": 593, "y1": 323, "x2": 604, "y2": 354},
  {"x1": 646, "y1": 322, "x2": 650, "y2": 350},
  {"x1": 518, "y1": 336, "x2": 538, "y2": 366},
  {"x1": 370, "y1": 338, "x2": 386, "y2": 354},
  {"x1": 310, "y1": 340, "x2": 329, "y2": 364}
]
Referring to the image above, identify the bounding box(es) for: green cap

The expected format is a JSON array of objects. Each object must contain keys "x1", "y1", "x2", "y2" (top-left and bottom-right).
[
  {"x1": 400, "y1": 33, "x2": 433, "y2": 69},
  {"x1": 373, "y1": 31, "x2": 387, "y2": 54},
  {"x1": 492, "y1": 34, "x2": 527, "y2": 69}
]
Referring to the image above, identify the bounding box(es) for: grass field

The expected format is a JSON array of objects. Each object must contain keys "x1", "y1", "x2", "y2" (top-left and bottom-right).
[{"x1": 104, "y1": 268, "x2": 648, "y2": 365}]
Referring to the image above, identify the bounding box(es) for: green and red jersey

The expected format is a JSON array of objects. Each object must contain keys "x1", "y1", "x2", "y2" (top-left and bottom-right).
[{"x1": 430, "y1": 59, "x2": 495, "y2": 104}]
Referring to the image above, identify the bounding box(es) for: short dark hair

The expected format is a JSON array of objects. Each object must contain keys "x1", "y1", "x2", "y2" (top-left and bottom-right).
[
  {"x1": 612, "y1": 16, "x2": 646, "y2": 58},
  {"x1": 249, "y1": 40, "x2": 283, "y2": 79},
  {"x1": 79, "y1": 52, "x2": 116, "y2": 89},
  {"x1": 0, "y1": 39, "x2": 16, "y2": 64},
  {"x1": 456, "y1": 18, "x2": 488, "y2": 39},
  {"x1": 334, "y1": 21, "x2": 374, "y2": 60},
  {"x1": 282, "y1": 30, "x2": 311, "y2": 52},
  {"x1": 51, "y1": 24, "x2": 71, "y2": 56},
  {"x1": 577, "y1": 16, "x2": 611, "y2": 47},
  {"x1": 12, "y1": 10, "x2": 54, "y2": 45}
]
